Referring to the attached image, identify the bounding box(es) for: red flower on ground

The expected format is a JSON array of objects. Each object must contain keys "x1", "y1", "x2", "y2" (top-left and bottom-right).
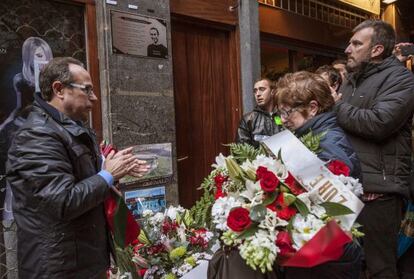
[
  {"x1": 227, "y1": 207, "x2": 252, "y2": 232},
  {"x1": 328, "y1": 160, "x2": 350, "y2": 176},
  {"x1": 284, "y1": 172, "x2": 306, "y2": 195},
  {"x1": 276, "y1": 231, "x2": 296, "y2": 256}
]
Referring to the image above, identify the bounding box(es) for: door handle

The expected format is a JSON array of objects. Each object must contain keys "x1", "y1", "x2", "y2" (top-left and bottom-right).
[{"x1": 177, "y1": 156, "x2": 189, "y2": 162}]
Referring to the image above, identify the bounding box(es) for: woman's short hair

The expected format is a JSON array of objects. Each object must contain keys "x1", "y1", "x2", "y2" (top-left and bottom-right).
[{"x1": 276, "y1": 71, "x2": 335, "y2": 117}]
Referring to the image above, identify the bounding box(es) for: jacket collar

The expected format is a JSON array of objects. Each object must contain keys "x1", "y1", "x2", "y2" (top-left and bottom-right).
[
  {"x1": 253, "y1": 106, "x2": 278, "y2": 116},
  {"x1": 295, "y1": 111, "x2": 336, "y2": 137},
  {"x1": 349, "y1": 56, "x2": 400, "y2": 85},
  {"x1": 33, "y1": 92, "x2": 88, "y2": 137}
]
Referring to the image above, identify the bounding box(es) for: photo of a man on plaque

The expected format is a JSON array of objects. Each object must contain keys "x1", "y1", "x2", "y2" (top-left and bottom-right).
[{"x1": 147, "y1": 27, "x2": 168, "y2": 59}]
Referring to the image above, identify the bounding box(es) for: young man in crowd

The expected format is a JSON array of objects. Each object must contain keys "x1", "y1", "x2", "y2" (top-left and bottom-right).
[{"x1": 236, "y1": 78, "x2": 283, "y2": 148}]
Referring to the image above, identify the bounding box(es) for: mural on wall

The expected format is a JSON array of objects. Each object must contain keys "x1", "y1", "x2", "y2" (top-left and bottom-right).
[
  {"x1": 0, "y1": 0, "x2": 86, "y2": 129},
  {"x1": 0, "y1": 0, "x2": 87, "y2": 221},
  {"x1": 111, "y1": 10, "x2": 168, "y2": 59}
]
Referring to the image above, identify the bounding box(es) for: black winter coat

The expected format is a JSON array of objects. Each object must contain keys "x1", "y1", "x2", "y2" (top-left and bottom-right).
[
  {"x1": 335, "y1": 56, "x2": 414, "y2": 197},
  {"x1": 236, "y1": 107, "x2": 283, "y2": 148},
  {"x1": 295, "y1": 111, "x2": 361, "y2": 180},
  {"x1": 6, "y1": 95, "x2": 110, "y2": 278}
]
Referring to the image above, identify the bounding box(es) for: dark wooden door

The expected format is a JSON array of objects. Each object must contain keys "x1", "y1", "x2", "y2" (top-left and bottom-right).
[{"x1": 172, "y1": 19, "x2": 240, "y2": 208}]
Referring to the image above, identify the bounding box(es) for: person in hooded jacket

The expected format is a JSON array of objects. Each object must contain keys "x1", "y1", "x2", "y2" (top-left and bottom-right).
[{"x1": 276, "y1": 71, "x2": 362, "y2": 279}]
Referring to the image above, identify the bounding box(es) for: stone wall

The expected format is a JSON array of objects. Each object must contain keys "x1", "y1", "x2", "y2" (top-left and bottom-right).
[{"x1": 95, "y1": 0, "x2": 179, "y2": 205}]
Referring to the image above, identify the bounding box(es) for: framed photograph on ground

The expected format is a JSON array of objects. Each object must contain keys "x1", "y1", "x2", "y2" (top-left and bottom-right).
[{"x1": 124, "y1": 185, "x2": 166, "y2": 220}]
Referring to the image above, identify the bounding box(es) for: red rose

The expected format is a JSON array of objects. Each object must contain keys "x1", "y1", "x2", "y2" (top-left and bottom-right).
[
  {"x1": 277, "y1": 206, "x2": 297, "y2": 221},
  {"x1": 284, "y1": 172, "x2": 306, "y2": 195},
  {"x1": 328, "y1": 160, "x2": 350, "y2": 176},
  {"x1": 227, "y1": 207, "x2": 252, "y2": 232},
  {"x1": 260, "y1": 171, "x2": 280, "y2": 192},
  {"x1": 276, "y1": 231, "x2": 296, "y2": 256},
  {"x1": 256, "y1": 166, "x2": 268, "y2": 180}
]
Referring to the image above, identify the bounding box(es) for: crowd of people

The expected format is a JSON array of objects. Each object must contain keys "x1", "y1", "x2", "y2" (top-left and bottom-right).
[
  {"x1": 1, "y1": 17, "x2": 413, "y2": 279},
  {"x1": 237, "y1": 19, "x2": 414, "y2": 279}
]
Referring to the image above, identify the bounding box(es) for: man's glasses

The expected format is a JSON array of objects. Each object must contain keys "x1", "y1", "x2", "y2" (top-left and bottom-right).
[{"x1": 68, "y1": 83, "x2": 94, "y2": 97}]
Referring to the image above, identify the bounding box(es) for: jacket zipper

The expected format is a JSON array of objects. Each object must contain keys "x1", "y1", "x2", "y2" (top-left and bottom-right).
[
  {"x1": 351, "y1": 86, "x2": 356, "y2": 97},
  {"x1": 380, "y1": 150, "x2": 386, "y2": 180}
]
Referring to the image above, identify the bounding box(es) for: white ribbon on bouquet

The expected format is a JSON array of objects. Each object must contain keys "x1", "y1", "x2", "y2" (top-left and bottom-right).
[{"x1": 263, "y1": 130, "x2": 364, "y2": 230}]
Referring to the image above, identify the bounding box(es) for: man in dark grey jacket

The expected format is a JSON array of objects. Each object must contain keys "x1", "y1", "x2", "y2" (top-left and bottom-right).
[
  {"x1": 334, "y1": 20, "x2": 414, "y2": 278},
  {"x1": 6, "y1": 57, "x2": 148, "y2": 278},
  {"x1": 236, "y1": 78, "x2": 283, "y2": 148}
]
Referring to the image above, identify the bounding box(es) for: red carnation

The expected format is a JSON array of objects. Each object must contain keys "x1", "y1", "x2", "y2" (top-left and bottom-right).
[
  {"x1": 277, "y1": 206, "x2": 297, "y2": 221},
  {"x1": 227, "y1": 207, "x2": 252, "y2": 232},
  {"x1": 260, "y1": 171, "x2": 280, "y2": 192},
  {"x1": 276, "y1": 231, "x2": 296, "y2": 256},
  {"x1": 328, "y1": 160, "x2": 350, "y2": 176},
  {"x1": 284, "y1": 172, "x2": 306, "y2": 195},
  {"x1": 214, "y1": 174, "x2": 227, "y2": 185},
  {"x1": 267, "y1": 194, "x2": 297, "y2": 221}
]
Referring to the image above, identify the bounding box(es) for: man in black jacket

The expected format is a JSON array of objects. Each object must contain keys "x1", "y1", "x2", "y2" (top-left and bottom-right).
[
  {"x1": 6, "y1": 57, "x2": 148, "y2": 278},
  {"x1": 236, "y1": 78, "x2": 283, "y2": 148},
  {"x1": 334, "y1": 20, "x2": 414, "y2": 278}
]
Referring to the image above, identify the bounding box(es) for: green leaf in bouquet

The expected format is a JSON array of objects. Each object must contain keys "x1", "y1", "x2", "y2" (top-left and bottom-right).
[
  {"x1": 262, "y1": 191, "x2": 278, "y2": 206},
  {"x1": 225, "y1": 157, "x2": 245, "y2": 183},
  {"x1": 294, "y1": 198, "x2": 309, "y2": 217},
  {"x1": 189, "y1": 190, "x2": 215, "y2": 228},
  {"x1": 176, "y1": 212, "x2": 182, "y2": 225},
  {"x1": 244, "y1": 167, "x2": 257, "y2": 181},
  {"x1": 225, "y1": 143, "x2": 265, "y2": 163},
  {"x1": 138, "y1": 228, "x2": 151, "y2": 245},
  {"x1": 279, "y1": 184, "x2": 290, "y2": 193},
  {"x1": 320, "y1": 202, "x2": 354, "y2": 217},
  {"x1": 299, "y1": 130, "x2": 327, "y2": 154},
  {"x1": 183, "y1": 210, "x2": 194, "y2": 228},
  {"x1": 249, "y1": 204, "x2": 267, "y2": 222},
  {"x1": 283, "y1": 193, "x2": 296, "y2": 206},
  {"x1": 236, "y1": 224, "x2": 259, "y2": 239},
  {"x1": 286, "y1": 216, "x2": 294, "y2": 233}
]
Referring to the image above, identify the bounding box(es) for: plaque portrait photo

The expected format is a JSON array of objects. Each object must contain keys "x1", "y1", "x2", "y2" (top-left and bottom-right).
[{"x1": 111, "y1": 10, "x2": 168, "y2": 59}]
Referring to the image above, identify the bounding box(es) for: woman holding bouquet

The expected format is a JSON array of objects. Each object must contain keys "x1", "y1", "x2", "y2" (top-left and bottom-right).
[{"x1": 275, "y1": 71, "x2": 362, "y2": 279}]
